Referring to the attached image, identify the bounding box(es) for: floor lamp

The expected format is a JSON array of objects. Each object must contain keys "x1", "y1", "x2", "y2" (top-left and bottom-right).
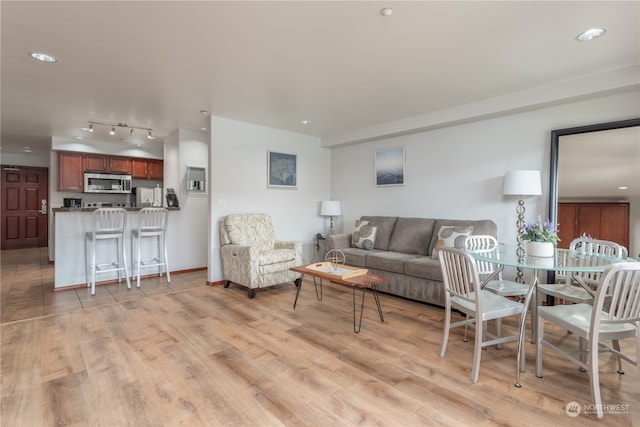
[
  {"x1": 503, "y1": 170, "x2": 542, "y2": 283},
  {"x1": 320, "y1": 200, "x2": 342, "y2": 235}
]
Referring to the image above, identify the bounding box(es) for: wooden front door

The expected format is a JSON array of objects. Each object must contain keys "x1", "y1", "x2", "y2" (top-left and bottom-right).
[{"x1": 1, "y1": 166, "x2": 49, "y2": 250}]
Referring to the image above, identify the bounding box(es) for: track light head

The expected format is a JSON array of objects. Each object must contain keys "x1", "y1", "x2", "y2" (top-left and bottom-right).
[
  {"x1": 147, "y1": 130, "x2": 153, "y2": 139},
  {"x1": 130, "y1": 128, "x2": 135, "y2": 136},
  {"x1": 88, "y1": 124, "x2": 94, "y2": 132},
  {"x1": 110, "y1": 127, "x2": 115, "y2": 135}
]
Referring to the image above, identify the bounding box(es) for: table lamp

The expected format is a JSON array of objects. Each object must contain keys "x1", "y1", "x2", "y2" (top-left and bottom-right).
[
  {"x1": 320, "y1": 200, "x2": 342, "y2": 234},
  {"x1": 503, "y1": 170, "x2": 542, "y2": 282}
]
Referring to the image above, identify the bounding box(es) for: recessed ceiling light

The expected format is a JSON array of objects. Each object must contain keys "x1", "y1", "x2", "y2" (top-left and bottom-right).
[
  {"x1": 23, "y1": 146, "x2": 32, "y2": 152},
  {"x1": 201, "y1": 127, "x2": 208, "y2": 131},
  {"x1": 29, "y1": 52, "x2": 58, "y2": 63},
  {"x1": 380, "y1": 8, "x2": 393, "y2": 17},
  {"x1": 200, "y1": 110, "x2": 209, "y2": 115},
  {"x1": 80, "y1": 127, "x2": 90, "y2": 132},
  {"x1": 75, "y1": 136, "x2": 83, "y2": 140},
  {"x1": 301, "y1": 120, "x2": 311, "y2": 125},
  {"x1": 576, "y1": 28, "x2": 606, "y2": 42},
  {"x1": 617, "y1": 186, "x2": 629, "y2": 190}
]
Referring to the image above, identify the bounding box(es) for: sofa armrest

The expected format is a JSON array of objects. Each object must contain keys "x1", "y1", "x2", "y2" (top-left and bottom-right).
[{"x1": 325, "y1": 233, "x2": 352, "y2": 251}]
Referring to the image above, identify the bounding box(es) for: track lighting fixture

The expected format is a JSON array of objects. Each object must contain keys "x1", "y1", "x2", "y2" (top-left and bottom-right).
[{"x1": 86, "y1": 120, "x2": 153, "y2": 139}]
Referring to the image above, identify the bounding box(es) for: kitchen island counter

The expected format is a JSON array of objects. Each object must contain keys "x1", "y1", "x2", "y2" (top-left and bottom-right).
[{"x1": 53, "y1": 208, "x2": 180, "y2": 289}]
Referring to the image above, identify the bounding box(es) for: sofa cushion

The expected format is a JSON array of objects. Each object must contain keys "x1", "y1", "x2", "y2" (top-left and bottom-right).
[
  {"x1": 432, "y1": 225, "x2": 474, "y2": 259},
  {"x1": 340, "y1": 247, "x2": 376, "y2": 268},
  {"x1": 351, "y1": 220, "x2": 378, "y2": 250},
  {"x1": 404, "y1": 256, "x2": 443, "y2": 281},
  {"x1": 427, "y1": 219, "x2": 497, "y2": 256},
  {"x1": 360, "y1": 216, "x2": 398, "y2": 250},
  {"x1": 388, "y1": 217, "x2": 436, "y2": 256},
  {"x1": 366, "y1": 251, "x2": 422, "y2": 274}
]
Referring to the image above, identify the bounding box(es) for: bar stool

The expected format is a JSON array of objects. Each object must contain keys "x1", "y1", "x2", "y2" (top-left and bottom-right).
[
  {"x1": 85, "y1": 208, "x2": 130, "y2": 295},
  {"x1": 132, "y1": 207, "x2": 170, "y2": 288}
]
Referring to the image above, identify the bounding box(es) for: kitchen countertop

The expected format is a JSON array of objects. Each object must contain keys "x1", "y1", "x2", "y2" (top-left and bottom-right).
[{"x1": 52, "y1": 206, "x2": 180, "y2": 212}]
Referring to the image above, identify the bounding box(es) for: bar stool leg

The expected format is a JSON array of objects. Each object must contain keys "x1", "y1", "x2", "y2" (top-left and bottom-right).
[
  {"x1": 122, "y1": 234, "x2": 131, "y2": 289},
  {"x1": 136, "y1": 232, "x2": 142, "y2": 289},
  {"x1": 163, "y1": 233, "x2": 171, "y2": 283}
]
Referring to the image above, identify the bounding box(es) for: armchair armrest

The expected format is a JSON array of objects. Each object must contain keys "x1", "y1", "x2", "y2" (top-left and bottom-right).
[
  {"x1": 325, "y1": 233, "x2": 352, "y2": 251},
  {"x1": 275, "y1": 240, "x2": 303, "y2": 267},
  {"x1": 220, "y1": 244, "x2": 260, "y2": 284}
]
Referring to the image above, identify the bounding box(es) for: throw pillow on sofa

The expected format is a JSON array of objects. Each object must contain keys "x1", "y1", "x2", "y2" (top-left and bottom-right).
[
  {"x1": 351, "y1": 220, "x2": 378, "y2": 250},
  {"x1": 432, "y1": 225, "x2": 474, "y2": 259}
]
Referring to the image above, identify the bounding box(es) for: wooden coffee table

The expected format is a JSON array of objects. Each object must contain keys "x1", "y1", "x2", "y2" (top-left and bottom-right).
[{"x1": 290, "y1": 264, "x2": 388, "y2": 333}]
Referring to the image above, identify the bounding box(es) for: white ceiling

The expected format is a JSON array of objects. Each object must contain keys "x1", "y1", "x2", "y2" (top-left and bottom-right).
[{"x1": 1, "y1": 1, "x2": 639, "y2": 162}]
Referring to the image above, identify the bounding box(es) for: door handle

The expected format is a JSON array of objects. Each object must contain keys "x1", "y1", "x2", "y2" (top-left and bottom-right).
[{"x1": 40, "y1": 199, "x2": 47, "y2": 214}]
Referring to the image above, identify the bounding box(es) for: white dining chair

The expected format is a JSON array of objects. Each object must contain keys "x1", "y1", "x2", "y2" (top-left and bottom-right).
[
  {"x1": 536, "y1": 262, "x2": 640, "y2": 419},
  {"x1": 539, "y1": 238, "x2": 626, "y2": 305},
  {"x1": 438, "y1": 247, "x2": 525, "y2": 383},
  {"x1": 538, "y1": 238, "x2": 628, "y2": 372},
  {"x1": 464, "y1": 235, "x2": 529, "y2": 298}
]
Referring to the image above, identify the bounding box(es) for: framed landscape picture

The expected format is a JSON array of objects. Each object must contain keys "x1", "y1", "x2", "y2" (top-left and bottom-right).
[
  {"x1": 268, "y1": 150, "x2": 297, "y2": 188},
  {"x1": 375, "y1": 147, "x2": 405, "y2": 186}
]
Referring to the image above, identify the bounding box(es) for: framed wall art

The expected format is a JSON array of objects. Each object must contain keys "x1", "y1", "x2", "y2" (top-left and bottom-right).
[
  {"x1": 267, "y1": 150, "x2": 297, "y2": 188},
  {"x1": 375, "y1": 147, "x2": 405, "y2": 186}
]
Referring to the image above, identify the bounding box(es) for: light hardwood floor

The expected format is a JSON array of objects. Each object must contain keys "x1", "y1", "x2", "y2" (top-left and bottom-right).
[{"x1": 1, "y1": 248, "x2": 638, "y2": 426}]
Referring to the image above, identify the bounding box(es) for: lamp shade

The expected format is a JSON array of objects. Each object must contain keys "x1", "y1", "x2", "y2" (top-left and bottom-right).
[
  {"x1": 320, "y1": 200, "x2": 342, "y2": 216},
  {"x1": 503, "y1": 170, "x2": 542, "y2": 196}
]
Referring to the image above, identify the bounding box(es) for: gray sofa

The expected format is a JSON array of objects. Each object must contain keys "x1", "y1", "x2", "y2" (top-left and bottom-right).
[{"x1": 325, "y1": 216, "x2": 497, "y2": 307}]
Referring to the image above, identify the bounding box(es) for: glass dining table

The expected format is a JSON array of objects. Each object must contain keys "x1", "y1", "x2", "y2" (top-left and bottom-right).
[{"x1": 465, "y1": 245, "x2": 628, "y2": 388}]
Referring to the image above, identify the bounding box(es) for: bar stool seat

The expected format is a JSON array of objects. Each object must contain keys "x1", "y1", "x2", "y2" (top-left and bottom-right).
[
  {"x1": 85, "y1": 208, "x2": 130, "y2": 295},
  {"x1": 132, "y1": 207, "x2": 170, "y2": 288}
]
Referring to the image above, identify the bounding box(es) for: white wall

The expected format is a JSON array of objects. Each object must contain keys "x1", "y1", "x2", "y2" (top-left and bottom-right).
[
  {"x1": 1, "y1": 151, "x2": 50, "y2": 167},
  {"x1": 330, "y1": 89, "x2": 640, "y2": 257},
  {"x1": 163, "y1": 128, "x2": 209, "y2": 272},
  {"x1": 208, "y1": 116, "x2": 331, "y2": 283}
]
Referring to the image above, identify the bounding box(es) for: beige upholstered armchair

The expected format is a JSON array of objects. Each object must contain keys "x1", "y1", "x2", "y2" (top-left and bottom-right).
[{"x1": 219, "y1": 213, "x2": 302, "y2": 298}]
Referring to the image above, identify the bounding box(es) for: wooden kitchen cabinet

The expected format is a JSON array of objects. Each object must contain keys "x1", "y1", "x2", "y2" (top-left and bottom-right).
[
  {"x1": 59, "y1": 151, "x2": 162, "y2": 191},
  {"x1": 131, "y1": 158, "x2": 163, "y2": 180},
  {"x1": 58, "y1": 151, "x2": 84, "y2": 191},
  {"x1": 557, "y1": 202, "x2": 629, "y2": 249},
  {"x1": 108, "y1": 156, "x2": 131, "y2": 173},
  {"x1": 131, "y1": 158, "x2": 148, "y2": 179},
  {"x1": 147, "y1": 160, "x2": 163, "y2": 180},
  {"x1": 84, "y1": 154, "x2": 108, "y2": 172}
]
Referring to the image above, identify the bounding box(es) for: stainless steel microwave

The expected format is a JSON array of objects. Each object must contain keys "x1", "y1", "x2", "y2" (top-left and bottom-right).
[{"x1": 84, "y1": 172, "x2": 132, "y2": 194}]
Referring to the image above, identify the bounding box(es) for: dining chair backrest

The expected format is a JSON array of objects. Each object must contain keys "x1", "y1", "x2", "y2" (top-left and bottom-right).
[
  {"x1": 564, "y1": 238, "x2": 626, "y2": 288},
  {"x1": 439, "y1": 247, "x2": 480, "y2": 305},
  {"x1": 464, "y1": 235, "x2": 501, "y2": 279},
  {"x1": 570, "y1": 238, "x2": 626, "y2": 258},
  {"x1": 592, "y1": 263, "x2": 640, "y2": 341}
]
